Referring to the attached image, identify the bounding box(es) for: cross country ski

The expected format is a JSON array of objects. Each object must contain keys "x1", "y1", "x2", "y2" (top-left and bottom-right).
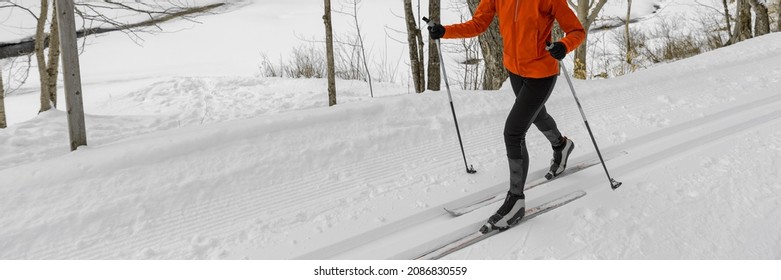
[
  {"x1": 418, "y1": 190, "x2": 587, "y2": 260},
  {"x1": 444, "y1": 151, "x2": 626, "y2": 217}
]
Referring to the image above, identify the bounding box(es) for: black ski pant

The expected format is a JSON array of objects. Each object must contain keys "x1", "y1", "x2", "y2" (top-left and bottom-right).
[{"x1": 505, "y1": 72, "x2": 564, "y2": 195}]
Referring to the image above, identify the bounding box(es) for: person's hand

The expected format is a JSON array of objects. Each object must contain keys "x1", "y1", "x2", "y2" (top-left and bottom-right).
[
  {"x1": 547, "y1": 42, "x2": 567, "y2": 60},
  {"x1": 428, "y1": 23, "x2": 446, "y2": 40}
]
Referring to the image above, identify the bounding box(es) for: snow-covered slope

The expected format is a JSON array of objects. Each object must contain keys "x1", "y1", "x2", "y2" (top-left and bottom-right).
[
  {"x1": 1, "y1": 0, "x2": 780, "y2": 260},
  {"x1": 2, "y1": 31, "x2": 781, "y2": 259}
]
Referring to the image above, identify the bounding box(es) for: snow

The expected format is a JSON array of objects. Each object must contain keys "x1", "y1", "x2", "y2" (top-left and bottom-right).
[{"x1": 2, "y1": 0, "x2": 781, "y2": 260}]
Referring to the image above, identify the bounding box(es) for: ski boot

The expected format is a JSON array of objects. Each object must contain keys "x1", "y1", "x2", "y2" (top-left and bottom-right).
[
  {"x1": 545, "y1": 136, "x2": 575, "y2": 180},
  {"x1": 479, "y1": 192, "x2": 525, "y2": 234}
]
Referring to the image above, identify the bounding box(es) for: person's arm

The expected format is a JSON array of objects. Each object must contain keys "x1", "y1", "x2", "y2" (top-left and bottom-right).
[
  {"x1": 550, "y1": 0, "x2": 585, "y2": 52},
  {"x1": 442, "y1": 0, "x2": 496, "y2": 39}
]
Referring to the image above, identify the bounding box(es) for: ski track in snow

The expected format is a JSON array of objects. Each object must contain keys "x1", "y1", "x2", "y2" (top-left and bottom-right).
[
  {"x1": 308, "y1": 92, "x2": 781, "y2": 259},
  {"x1": 4, "y1": 34, "x2": 780, "y2": 259},
  {"x1": 559, "y1": 126, "x2": 781, "y2": 259},
  {"x1": 1, "y1": 1, "x2": 781, "y2": 259},
  {"x1": 291, "y1": 37, "x2": 781, "y2": 259}
]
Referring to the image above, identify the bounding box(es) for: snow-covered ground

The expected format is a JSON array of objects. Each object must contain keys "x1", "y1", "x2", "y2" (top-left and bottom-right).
[{"x1": 1, "y1": 0, "x2": 781, "y2": 260}]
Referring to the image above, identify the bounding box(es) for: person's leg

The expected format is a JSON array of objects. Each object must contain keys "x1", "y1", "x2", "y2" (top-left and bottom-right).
[
  {"x1": 503, "y1": 73, "x2": 557, "y2": 196},
  {"x1": 526, "y1": 76, "x2": 577, "y2": 179},
  {"x1": 485, "y1": 73, "x2": 558, "y2": 232},
  {"x1": 533, "y1": 105, "x2": 565, "y2": 147}
]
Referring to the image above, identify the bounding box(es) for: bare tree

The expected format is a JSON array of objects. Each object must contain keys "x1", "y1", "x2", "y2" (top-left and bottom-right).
[
  {"x1": 625, "y1": 0, "x2": 633, "y2": 68},
  {"x1": 415, "y1": 0, "x2": 425, "y2": 87},
  {"x1": 1, "y1": 2, "x2": 223, "y2": 61},
  {"x1": 46, "y1": 3, "x2": 60, "y2": 109},
  {"x1": 58, "y1": 0, "x2": 88, "y2": 151},
  {"x1": 722, "y1": 0, "x2": 733, "y2": 43},
  {"x1": 456, "y1": 36, "x2": 482, "y2": 90},
  {"x1": 569, "y1": 0, "x2": 608, "y2": 79},
  {"x1": 466, "y1": 0, "x2": 506, "y2": 90},
  {"x1": 34, "y1": 0, "x2": 59, "y2": 113},
  {"x1": 0, "y1": 57, "x2": 32, "y2": 98},
  {"x1": 732, "y1": 0, "x2": 753, "y2": 43},
  {"x1": 2, "y1": 1, "x2": 221, "y2": 114},
  {"x1": 335, "y1": 0, "x2": 374, "y2": 97},
  {"x1": 426, "y1": 0, "x2": 441, "y2": 91},
  {"x1": 403, "y1": 0, "x2": 425, "y2": 93},
  {"x1": 0, "y1": 70, "x2": 5, "y2": 129},
  {"x1": 324, "y1": 0, "x2": 337, "y2": 106},
  {"x1": 748, "y1": 0, "x2": 771, "y2": 36},
  {"x1": 373, "y1": 36, "x2": 402, "y2": 84}
]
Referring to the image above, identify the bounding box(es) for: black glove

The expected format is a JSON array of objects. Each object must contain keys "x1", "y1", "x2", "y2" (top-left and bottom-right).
[
  {"x1": 428, "y1": 23, "x2": 446, "y2": 40},
  {"x1": 547, "y1": 42, "x2": 567, "y2": 60}
]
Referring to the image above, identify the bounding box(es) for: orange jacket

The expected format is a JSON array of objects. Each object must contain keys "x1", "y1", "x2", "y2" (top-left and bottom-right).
[{"x1": 443, "y1": 0, "x2": 585, "y2": 78}]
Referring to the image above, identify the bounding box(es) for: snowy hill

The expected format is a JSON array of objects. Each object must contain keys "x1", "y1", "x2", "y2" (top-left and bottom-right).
[
  {"x1": 2, "y1": 31, "x2": 781, "y2": 259},
  {"x1": 1, "y1": 0, "x2": 781, "y2": 260}
]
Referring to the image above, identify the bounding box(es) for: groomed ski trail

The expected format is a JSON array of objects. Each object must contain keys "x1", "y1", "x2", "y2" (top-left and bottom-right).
[
  {"x1": 2, "y1": 35, "x2": 780, "y2": 260},
  {"x1": 290, "y1": 91, "x2": 781, "y2": 259}
]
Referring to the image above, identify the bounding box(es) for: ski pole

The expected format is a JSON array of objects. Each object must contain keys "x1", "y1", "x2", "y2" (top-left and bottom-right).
[
  {"x1": 547, "y1": 44, "x2": 622, "y2": 190},
  {"x1": 423, "y1": 17, "x2": 477, "y2": 174}
]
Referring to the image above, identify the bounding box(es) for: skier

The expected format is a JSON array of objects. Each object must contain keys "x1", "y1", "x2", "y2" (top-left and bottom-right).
[{"x1": 427, "y1": 0, "x2": 585, "y2": 232}]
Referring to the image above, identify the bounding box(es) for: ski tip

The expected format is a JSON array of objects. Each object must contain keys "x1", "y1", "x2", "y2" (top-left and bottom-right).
[{"x1": 444, "y1": 208, "x2": 456, "y2": 215}]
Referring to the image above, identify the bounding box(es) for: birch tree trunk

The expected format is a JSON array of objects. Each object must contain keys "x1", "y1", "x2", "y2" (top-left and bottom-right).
[
  {"x1": 466, "y1": 0, "x2": 506, "y2": 90},
  {"x1": 404, "y1": 0, "x2": 425, "y2": 93},
  {"x1": 748, "y1": 0, "x2": 770, "y2": 36},
  {"x1": 324, "y1": 0, "x2": 336, "y2": 106},
  {"x1": 47, "y1": 3, "x2": 60, "y2": 108},
  {"x1": 35, "y1": 0, "x2": 52, "y2": 113},
  {"x1": 426, "y1": 0, "x2": 441, "y2": 91},
  {"x1": 34, "y1": 0, "x2": 62, "y2": 113}
]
